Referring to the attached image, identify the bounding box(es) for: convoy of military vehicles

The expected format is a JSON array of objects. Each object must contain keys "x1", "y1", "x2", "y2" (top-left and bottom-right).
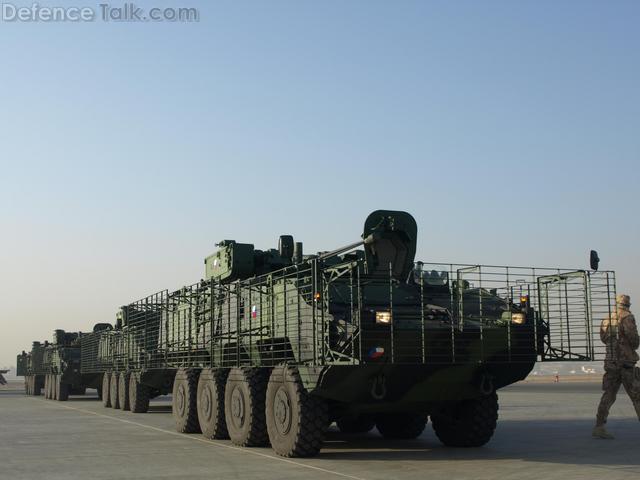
[{"x1": 16, "y1": 210, "x2": 615, "y2": 457}]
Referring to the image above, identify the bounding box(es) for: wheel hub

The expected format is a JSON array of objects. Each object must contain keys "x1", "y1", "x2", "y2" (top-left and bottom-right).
[
  {"x1": 177, "y1": 384, "x2": 186, "y2": 416},
  {"x1": 274, "y1": 387, "x2": 292, "y2": 435},
  {"x1": 202, "y1": 386, "x2": 212, "y2": 419},
  {"x1": 231, "y1": 387, "x2": 245, "y2": 428}
]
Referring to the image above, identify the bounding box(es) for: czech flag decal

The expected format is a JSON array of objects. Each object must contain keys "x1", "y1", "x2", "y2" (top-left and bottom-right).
[
  {"x1": 251, "y1": 306, "x2": 257, "y2": 318},
  {"x1": 368, "y1": 347, "x2": 385, "y2": 359}
]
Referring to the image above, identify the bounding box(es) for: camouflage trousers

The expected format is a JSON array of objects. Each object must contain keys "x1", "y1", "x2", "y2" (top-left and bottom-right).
[{"x1": 596, "y1": 364, "x2": 640, "y2": 426}]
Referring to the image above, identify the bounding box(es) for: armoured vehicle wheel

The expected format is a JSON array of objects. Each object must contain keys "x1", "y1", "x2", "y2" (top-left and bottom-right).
[
  {"x1": 336, "y1": 415, "x2": 376, "y2": 434},
  {"x1": 197, "y1": 369, "x2": 228, "y2": 439},
  {"x1": 431, "y1": 392, "x2": 499, "y2": 447},
  {"x1": 118, "y1": 372, "x2": 131, "y2": 411},
  {"x1": 129, "y1": 373, "x2": 151, "y2": 413},
  {"x1": 224, "y1": 368, "x2": 269, "y2": 447},
  {"x1": 376, "y1": 413, "x2": 427, "y2": 439},
  {"x1": 110, "y1": 372, "x2": 120, "y2": 409},
  {"x1": 266, "y1": 366, "x2": 328, "y2": 458},
  {"x1": 57, "y1": 377, "x2": 69, "y2": 401},
  {"x1": 102, "y1": 372, "x2": 112, "y2": 408},
  {"x1": 173, "y1": 369, "x2": 201, "y2": 433}
]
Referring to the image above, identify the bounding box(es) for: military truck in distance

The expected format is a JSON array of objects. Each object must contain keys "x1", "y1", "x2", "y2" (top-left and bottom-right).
[
  {"x1": 79, "y1": 210, "x2": 613, "y2": 457},
  {"x1": 16, "y1": 341, "x2": 47, "y2": 395}
]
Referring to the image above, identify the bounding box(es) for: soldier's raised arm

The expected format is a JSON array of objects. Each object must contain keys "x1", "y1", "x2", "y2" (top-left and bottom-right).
[{"x1": 600, "y1": 315, "x2": 614, "y2": 344}]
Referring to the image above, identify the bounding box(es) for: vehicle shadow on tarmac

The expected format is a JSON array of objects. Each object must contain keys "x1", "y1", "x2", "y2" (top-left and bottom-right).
[
  {"x1": 319, "y1": 420, "x2": 640, "y2": 468},
  {"x1": 11, "y1": 389, "x2": 639, "y2": 470},
  {"x1": 65, "y1": 395, "x2": 173, "y2": 413},
  {"x1": 146, "y1": 405, "x2": 173, "y2": 413},
  {"x1": 66, "y1": 395, "x2": 101, "y2": 402}
]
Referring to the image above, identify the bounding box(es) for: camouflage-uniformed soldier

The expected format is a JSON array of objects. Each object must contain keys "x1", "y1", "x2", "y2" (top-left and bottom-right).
[{"x1": 593, "y1": 294, "x2": 640, "y2": 439}]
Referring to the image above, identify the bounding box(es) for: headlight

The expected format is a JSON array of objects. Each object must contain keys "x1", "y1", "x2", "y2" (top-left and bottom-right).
[
  {"x1": 375, "y1": 311, "x2": 393, "y2": 325},
  {"x1": 511, "y1": 313, "x2": 526, "y2": 325}
]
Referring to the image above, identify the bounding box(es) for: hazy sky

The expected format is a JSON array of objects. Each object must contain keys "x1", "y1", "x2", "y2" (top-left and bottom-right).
[{"x1": 1, "y1": 1, "x2": 638, "y2": 367}]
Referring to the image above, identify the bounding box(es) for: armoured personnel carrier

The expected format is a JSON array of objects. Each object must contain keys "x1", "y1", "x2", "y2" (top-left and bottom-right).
[
  {"x1": 18, "y1": 326, "x2": 110, "y2": 400},
  {"x1": 42, "y1": 327, "x2": 111, "y2": 401},
  {"x1": 80, "y1": 210, "x2": 614, "y2": 457},
  {"x1": 16, "y1": 341, "x2": 47, "y2": 395}
]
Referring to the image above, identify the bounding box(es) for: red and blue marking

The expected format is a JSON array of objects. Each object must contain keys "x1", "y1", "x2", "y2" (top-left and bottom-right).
[{"x1": 368, "y1": 347, "x2": 385, "y2": 359}]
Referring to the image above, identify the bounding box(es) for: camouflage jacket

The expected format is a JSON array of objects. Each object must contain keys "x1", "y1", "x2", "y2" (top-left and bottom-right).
[{"x1": 600, "y1": 308, "x2": 639, "y2": 366}]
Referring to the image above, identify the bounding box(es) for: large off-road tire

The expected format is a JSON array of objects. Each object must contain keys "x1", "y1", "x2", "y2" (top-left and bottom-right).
[
  {"x1": 118, "y1": 372, "x2": 131, "y2": 411},
  {"x1": 101, "y1": 372, "x2": 112, "y2": 407},
  {"x1": 173, "y1": 369, "x2": 201, "y2": 433},
  {"x1": 266, "y1": 366, "x2": 328, "y2": 457},
  {"x1": 337, "y1": 415, "x2": 376, "y2": 434},
  {"x1": 376, "y1": 413, "x2": 427, "y2": 439},
  {"x1": 110, "y1": 372, "x2": 120, "y2": 409},
  {"x1": 56, "y1": 375, "x2": 69, "y2": 401},
  {"x1": 197, "y1": 369, "x2": 229, "y2": 439},
  {"x1": 225, "y1": 368, "x2": 270, "y2": 447},
  {"x1": 431, "y1": 392, "x2": 499, "y2": 447},
  {"x1": 129, "y1": 373, "x2": 151, "y2": 414},
  {"x1": 49, "y1": 376, "x2": 55, "y2": 399}
]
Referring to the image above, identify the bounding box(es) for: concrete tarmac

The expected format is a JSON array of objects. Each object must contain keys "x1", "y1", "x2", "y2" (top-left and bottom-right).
[{"x1": 1, "y1": 381, "x2": 639, "y2": 480}]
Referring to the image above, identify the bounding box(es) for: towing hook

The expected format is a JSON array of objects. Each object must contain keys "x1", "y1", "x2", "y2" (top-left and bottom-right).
[
  {"x1": 371, "y1": 374, "x2": 387, "y2": 400},
  {"x1": 480, "y1": 374, "x2": 494, "y2": 395}
]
